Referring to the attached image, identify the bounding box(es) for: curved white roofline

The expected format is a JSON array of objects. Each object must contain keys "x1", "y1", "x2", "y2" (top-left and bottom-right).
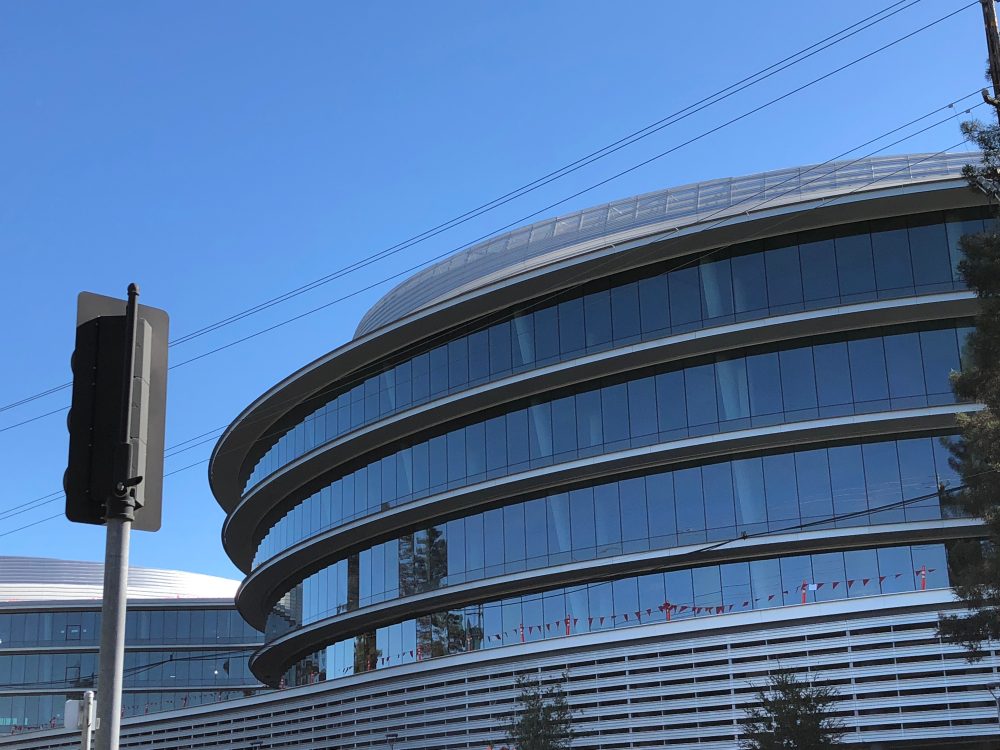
[
  {"x1": 355, "y1": 152, "x2": 975, "y2": 338},
  {"x1": 0, "y1": 556, "x2": 239, "y2": 603}
]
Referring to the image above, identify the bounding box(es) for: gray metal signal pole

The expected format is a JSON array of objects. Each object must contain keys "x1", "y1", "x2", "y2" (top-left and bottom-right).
[{"x1": 95, "y1": 284, "x2": 141, "y2": 750}]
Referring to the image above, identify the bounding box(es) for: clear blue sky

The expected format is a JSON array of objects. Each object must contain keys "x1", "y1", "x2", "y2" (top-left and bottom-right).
[{"x1": 0, "y1": 1, "x2": 987, "y2": 582}]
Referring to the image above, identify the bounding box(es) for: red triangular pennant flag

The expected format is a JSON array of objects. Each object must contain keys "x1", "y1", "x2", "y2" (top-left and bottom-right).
[
  {"x1": 847, "y1": 579, "x2": 855, "y2": 588},
  {"x1": 816, "y1": 582, "x2": 825, "y2": 589},
  {"x1": 623, "y1": 613, "x2": 629, "y2": 621},
  {"x1": 742, "y1": 600, "x2": 749, "y2": 607},
  {"x1": 878, "y1": 576, "x2": 886, "y2": 584},
  {"x1": 728, "y1": 604, "x2": 734, "y2": 612},
  {"x1": 767, "y1": 594, "x2": 775, "y2": 601},
  {"x1": 894, "y1": 573, "x2": 902, "y2": 579},
  {"x1": 600, "y1": 616, "x2": 605, "y2": 625},
  {"x1": 588, "y1": 617, "x2": 594, "y2": 627},
  {"x1": 862, "y1": 578, "x2": 870, "y2": 586},
  {"x1": 679, "y1": 606, "x2": 688, "y2": 613},
  {"x1": 831, "y1": 581, "x2": 840, "y2": 589}
]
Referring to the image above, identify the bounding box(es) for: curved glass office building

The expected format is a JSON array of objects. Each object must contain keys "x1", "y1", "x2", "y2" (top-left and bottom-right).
[
  {"x1": 0, "y1": 557, "x2": 263, "y2": 737},
  {"x1": 208, "y1": 153, "x2": 1000, "y2": 749}
]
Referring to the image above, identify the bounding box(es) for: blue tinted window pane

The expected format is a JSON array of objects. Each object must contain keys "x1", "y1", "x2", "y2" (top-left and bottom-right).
[
  {"x1": 448, "y1": 339, "x2": 469, "y2": 391},
  {"x1": 601, "y1": 384, "x2": 630, "y2": 444},
  {"x1": 485, "y1": 416, "x2": 507, "y2": 471},
  {"x1": 844, "y1": 548, "x2": 878, "y2": 597},
  {"x1": 655, "y1": 371, "x2": 687, "y2": 433},
  {"x1": 945, "y1": 211, "x2": 982, "y2": 280},
  {"x1": 429, "y1": 346, "x2": 449, "y2": 397},
  {"x1": 506, "y1": 410, "x2": 529, "y2": 468},
  {"x1": 465, "y1": 422, "x2": 486, "y2": 477},
  {"x1": 627, "y1": 378, "x2": 657, "y2": 438},
  {"x1": 429, "y1": 436, "x2": 448, "y2": 490},
  {"x1": 863, "y1": 441, "x2": 903, "y2": 524},
  {"x1": 799, "y1": 231, "x2": 839, "y2": 304},
  {"x1": 898, "y1": 438, "x2": 939, "y2": 521},
  {"x1": 511, "y1": 314, "x2": 535, "y2": 369},
  {"x1": 794, "y1": 449, "x2": 833, "y2": 522},
  {"x1": 877, "y1": 546, "x2": 914, "y2": 594},
  {"x1": 524, "y1": 499, "x2": 548, "y2": 561},
  {"x1": 813, "y1": 342, "x2": 853, "y2": 409},
  {"x1": 733, "y1": 457, "x2": 766, "y2": 532},
  {"x1": 547, "y1": 493, "x2": 571, "y2": 555},
  {"x1": 504, "y1": 504, "x2": 526, "y2": 563},
  {"x1": 534, "y1": 307, "x2": 559, "y2": 364},
  {"x1": 558, "y1": 298, "x2": 586, "y2": 357},
  {"x1": 576, "y1": 390, "x2": 604, "y2": 450},
  {"x1": 720, "y1": 561, "x2": 752, "y2": 611},
  {"x1": 749, "y1": 558, "x2": 782, "y2": 609},
  {"x1": 731, "y1": 249, "x2": 768, "y2": 316},
  {"x1": 908, "y1": 218, "x2": 952, "y2": 288},
  {"x1": 638, "y1": 275, "x2": 670, "y2": 335},
  {"x1": 835, "y1": 226, "x2": 876, "y2": 298},
  {"x1": 645, "y1": 474, "x2": 676, "y2": 542},
  {"x1": 700, "y1": 258, "x2": 733, "y2": 320},
  {"x1": 715, "y1": 357, "x2": 749, "y2": 421},
  {"x1": 849, "y1": 337, "x2": 889, "y2": 405},
  {"x1": 528, "y1": 403, "x2": 553, "y2": 460},
  {"x1": 692, "y1": 565, "x2": 722, "y2": 611},
  {"x1": 584, "y1": 290, "x2": 612, "y2": 348},
  {"x1": 673, "y1": 468, "x2": 705, "y2": 543},
  {"x1": 763, "y1": 454, "x2": 798, "y2": 524},
  {"x1": 468, "y1": 330, "x2": 490, "y2": 383},
  {"x1": 447, "y1": 431, "x2": 466, "y2": 484},
  {"x1": 669, "y1": 267, "x2": 701, "y2": 326},
  {"x1": 870, "y1": 218, "x2": 913, "y2": 293},
  {"x1": 488, "y1": 323, "x2": 512, "y2": 376},
  {"x1": 829, "y1": 445, "x2": 867, "y2": 522},
  {"x1": 551, "y1": 395, "x2": 578, "y2": 456},
  {"x1": 919, "y1": 328, "x2": 959, "y2": 398},
  {"x1": 594, "y1": 483, "x2": 622, "y2": 553},
  {"x1": 569, "y1": 488, "x2": 597, "y2": 558},
  {"x1": 685, "y1": 364, "x2": 718, "y2": 426},
  {"x1": 611, "y1": 282, "x2": 641, "y2": 342},
  {"x1": 779, "y1": 347, "x2": 817, "y2": 412},
  {"x1": 747, "y1": 353, "x2": 782, "y2": 417},
  {"x1": 764, "y1": 243, "x2": 803, "y2": 308},
  {"x1": 884, "y1": 333, "x2": 925, "y2": 400},
  {"x1": 618, "y1": 478, "x2": 649, "y2": 543},
  {"x1": 411, "y1": 353, "x2": 430, "y2": 404},
  {"x1": 779, "y1": 555, "x2": 813, "y2": 605},
  {"x1": 702, "y1": 463, "x2": 736, "y2": 539}
]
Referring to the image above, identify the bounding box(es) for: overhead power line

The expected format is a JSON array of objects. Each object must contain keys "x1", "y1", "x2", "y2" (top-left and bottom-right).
[{"x1": 0, "y1": 0, "x2": 953, "y2": 418}]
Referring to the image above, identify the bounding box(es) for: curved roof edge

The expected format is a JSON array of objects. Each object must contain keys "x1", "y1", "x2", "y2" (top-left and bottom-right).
[
  {"x1": 0, "y1": 556, "x2": 240, "y2": 603},
  {"x1": 355, "y1": 153, "x2": 974, "y2": 338}
]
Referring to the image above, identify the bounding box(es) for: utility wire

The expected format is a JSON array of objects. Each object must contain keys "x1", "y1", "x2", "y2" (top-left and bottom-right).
[{"x1": 0, "y1": 0, "x2": 961, "y2": 419}]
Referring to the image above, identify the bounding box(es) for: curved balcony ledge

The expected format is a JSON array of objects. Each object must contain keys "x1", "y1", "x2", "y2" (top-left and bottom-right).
[
  {"x1": 246, "y1": 521, "x2": 976, "y2": 684},
  {"x1": 236, "y1": 404, "x2": 976, "y2": 627},
  {"x1": 224, "y1": 292, "x2": 976, "y2": 568},
  {"x1": 211, "y1": 180, "x2": 979, "y2": 511}
]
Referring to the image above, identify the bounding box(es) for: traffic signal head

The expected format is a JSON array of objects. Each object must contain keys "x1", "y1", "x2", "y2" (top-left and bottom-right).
[
  {"x1": 64, "y1": 291, "x2": 169, "y2": 532},
  {"x1": 65, "y1": 315, "x2": 127, "y2": 525}
]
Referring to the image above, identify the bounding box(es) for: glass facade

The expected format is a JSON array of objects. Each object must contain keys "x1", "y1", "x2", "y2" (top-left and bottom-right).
[
  {"x1": 283, "y1": 541, "x2": 951, "y2": 685},
  {"x1": 0, "y1": 606, "x2": 262, "y2": 736},
  {"x1": 244, "y1": 209, "x2": 984, "y2": 493},
  {"x1": 254, "y1": 321, "x2": 972, "y2": 567},
  {"x1": 263, "y1": 435, "x2": 964, "y2": 638}
]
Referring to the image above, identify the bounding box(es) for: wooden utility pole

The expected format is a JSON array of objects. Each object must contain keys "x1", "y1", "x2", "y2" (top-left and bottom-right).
[{"x1": 981, "y1": 0, "x2": 1000, "y2": 120}]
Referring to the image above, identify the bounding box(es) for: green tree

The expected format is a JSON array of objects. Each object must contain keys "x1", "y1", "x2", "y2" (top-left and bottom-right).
[
  {"x1": 938, "y1": 118, "x2": 1000, "y2": 659},
  {"x1": 503, "y1": 674, "x2": 574, "y2": 750},
  {"x1": 739, "y1": 671, "x2": 843, "y2": 750}
]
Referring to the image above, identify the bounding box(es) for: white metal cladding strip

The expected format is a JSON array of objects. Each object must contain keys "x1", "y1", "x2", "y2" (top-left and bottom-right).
[
  {"x1": 0, "y1": 557, "x2": 239, "y2": 601},
  {"x1": 354, "y1": 153, "x2": 970, "y2": 338},
  {"x1": 3, "y1": 595, "x2": 999, "y2": 749}
]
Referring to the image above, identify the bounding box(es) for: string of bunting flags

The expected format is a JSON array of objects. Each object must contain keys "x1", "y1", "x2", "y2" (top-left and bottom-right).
[{"x1": 333, "y1": 564, "x2": 935, "y2": 674}]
